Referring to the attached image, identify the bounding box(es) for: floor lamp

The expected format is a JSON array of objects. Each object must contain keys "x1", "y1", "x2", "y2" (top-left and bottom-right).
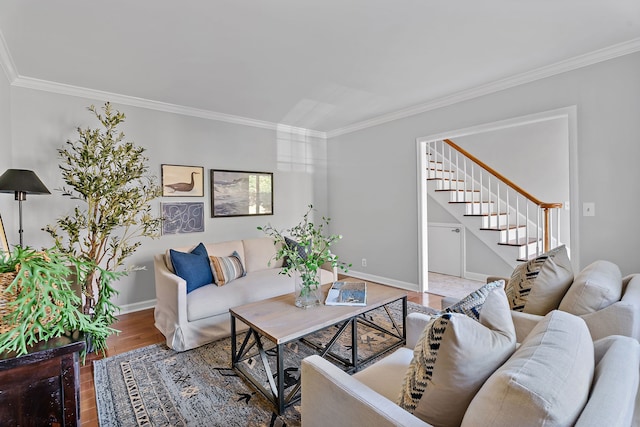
[{"x1": 0, "y1": 169, "x2": 51, "y2": 248}]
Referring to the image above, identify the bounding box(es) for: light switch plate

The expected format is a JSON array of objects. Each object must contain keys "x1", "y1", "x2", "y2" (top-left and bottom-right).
[{"x1": 583, "y1": 202, "x2": 595, "y2": 217}]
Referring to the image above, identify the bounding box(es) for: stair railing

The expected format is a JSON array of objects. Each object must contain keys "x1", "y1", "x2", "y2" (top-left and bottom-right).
[{"x1": 427, "y1": 138, "x2": 563, "y2": 260}]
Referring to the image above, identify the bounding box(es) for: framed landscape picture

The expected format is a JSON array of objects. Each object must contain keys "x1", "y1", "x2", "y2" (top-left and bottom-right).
[
  {"x1": 211, "y1": 170, "x2": 273, "y2": 217},
  {"x1": 161, "y1": 202, "x2": 205, "y2": 234},
  {"x1": 161, "y1": 165, "x2": 204, "y2": 197}
]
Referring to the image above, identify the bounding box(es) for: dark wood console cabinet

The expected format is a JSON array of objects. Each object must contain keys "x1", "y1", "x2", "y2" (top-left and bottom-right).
[{"x1": 0, "y1": 336, "x2": 85, "y2": 426}]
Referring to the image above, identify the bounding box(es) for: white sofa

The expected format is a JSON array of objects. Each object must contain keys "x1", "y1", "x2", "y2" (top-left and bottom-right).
[
  {"x1": 302, "y1": 311, "x2": 640, "y2": 427},
  {"x1": 442, "y1": 263, "x2": 640, "y2": 343},
  {"x1": 153, "y1": 237, "x2": 336, "y2": 351}
]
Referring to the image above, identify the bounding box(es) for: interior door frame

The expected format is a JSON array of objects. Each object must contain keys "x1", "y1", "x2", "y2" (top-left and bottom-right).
[{"x1": 416, "y1": 106, "x2": 579, "y2": 293}]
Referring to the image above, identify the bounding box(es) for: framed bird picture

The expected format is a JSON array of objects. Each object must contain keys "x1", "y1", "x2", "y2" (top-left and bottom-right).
[
  {"x1": 161, "y1": 165, "x2": 204, "y2": 197},
  {"x1": 211, "y1": 169, "x2": 273, "y2": 217}
]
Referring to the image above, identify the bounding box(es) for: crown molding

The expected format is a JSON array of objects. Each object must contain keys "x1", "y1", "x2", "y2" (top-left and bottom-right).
[
  {"x1": 6, "y1": 37, "x2": 640, "y2": 140},
  {"x1": 327, "y1": 37, "x2": 640, "y2": 138},
  {"x1": 11, "y1": 76, "x2": 327, "y2": 139},
  {"x1": 0, "y1": 29, "x2": 17, "y2": 82}
]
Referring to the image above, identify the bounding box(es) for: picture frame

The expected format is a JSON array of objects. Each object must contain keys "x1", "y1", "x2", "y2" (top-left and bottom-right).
[
  {"x1": 161, "y1": 202, "x2": 205, "y2": 234},
  {"x1": 161, "y1": 165, "x2": 204, "y2": 197},
  {"x1": 211, "y1": 169, "x2": 273, "y2": 217},
  {"x1": 0, "y1": 213, "x2": 8, "y2": 255}
]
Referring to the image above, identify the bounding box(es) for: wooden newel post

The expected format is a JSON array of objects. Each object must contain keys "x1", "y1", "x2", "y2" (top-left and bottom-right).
[{"x1": 543, "y1": 207, "x2": 551, "y2": 253}]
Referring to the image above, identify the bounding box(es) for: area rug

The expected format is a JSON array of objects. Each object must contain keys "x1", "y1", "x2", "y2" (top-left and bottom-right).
[{"x1": 94, "y1": 301, "x2": 435, "y2": 427}]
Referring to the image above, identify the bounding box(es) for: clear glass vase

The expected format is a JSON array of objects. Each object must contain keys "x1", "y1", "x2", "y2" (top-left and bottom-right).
[{"x1": 294, "y1": 269, "x2": 322, "y2": 308}]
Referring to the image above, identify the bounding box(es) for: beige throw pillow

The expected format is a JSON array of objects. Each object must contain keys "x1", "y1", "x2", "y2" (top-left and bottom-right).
[
  {"x1": 461, "y1": 310, "x2": 594, "y2": 426},
  {"x1": 397, "y1": 286, "x2": 516, "y2": 427},
  {"x1": 558, "y1": 260, "x2": 622, "y2": 315},
  {"x1": 506, "y1": 245, "x2": 573, "y2": 314}
]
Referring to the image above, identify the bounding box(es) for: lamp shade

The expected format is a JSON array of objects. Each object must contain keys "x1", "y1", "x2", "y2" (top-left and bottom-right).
[{"x1": 0, "y1": 169, "x2": 50, "y2": 195}]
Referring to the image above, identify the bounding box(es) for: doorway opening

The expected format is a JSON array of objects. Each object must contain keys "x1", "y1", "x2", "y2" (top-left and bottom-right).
[{"x1": 416, "y1": 106, "x2": 579, "y2": 293}]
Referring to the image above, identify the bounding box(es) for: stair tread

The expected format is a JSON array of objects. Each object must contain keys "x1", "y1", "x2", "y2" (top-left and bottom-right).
[
  {"x1": 427, "y1": 178, "x2": 465, "y2": 182},
  {"x1": 434, "y1": 189, "x2": 479, "y2": 192},
  {"x1": 479, "y1": 225, "x2": 525, "y2": 231},
  {"x1": 497, "y1": 237, "x2": 540, "y2": 247},
  {"x1": 464, "y1": 212, "x2": 508, "y2": 217}
]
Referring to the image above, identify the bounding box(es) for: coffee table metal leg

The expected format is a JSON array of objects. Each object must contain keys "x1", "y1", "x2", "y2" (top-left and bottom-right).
[
  {"x1": 276, "y1": 343, "x2": 285, "y2": 414},
  {"x1": 351, "y1": 317, "x2": 359, "y2": 371},
  {"x1": 402, "y1": 296, "x2": 407, "y2": 342},
  {"x1": 230, "y1": 315, "x2": 237, "y2": 365}
]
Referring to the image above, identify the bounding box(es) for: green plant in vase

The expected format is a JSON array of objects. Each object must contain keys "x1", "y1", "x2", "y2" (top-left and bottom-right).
[
  {"x1": 44, "y1": 102, "x2": 162, "y2": 352},
  {"x1": 0, "y1": 246, "x2": 121, "y2": 357},
  {"x1": 259, "y1": 205, "x2": 351, "y2": 308}
]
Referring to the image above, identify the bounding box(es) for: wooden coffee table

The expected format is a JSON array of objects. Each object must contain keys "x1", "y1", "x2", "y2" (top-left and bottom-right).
[{"x1": 229, "y1": 282, "x2": 407, "y2": 414}]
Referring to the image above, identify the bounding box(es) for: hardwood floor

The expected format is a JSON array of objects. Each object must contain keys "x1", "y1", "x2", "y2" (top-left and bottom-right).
[
  {"x1": 78, "y1": 280, "x2": 457, "y2": 426},
  {"x1": 80, "y1": 309, "x2": 165, "y2": 427}
]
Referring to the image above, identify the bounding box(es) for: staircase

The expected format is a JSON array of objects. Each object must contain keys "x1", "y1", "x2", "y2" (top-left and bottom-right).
[{"x1": 426, "y1": 139, "x2": 563, "y2": 266}]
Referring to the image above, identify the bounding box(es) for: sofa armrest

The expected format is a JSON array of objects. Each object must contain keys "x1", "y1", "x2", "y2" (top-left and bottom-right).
[
  {"x1": 321, "y1": 259, "x2": 339, "y2": 282},
  {"x1": 153, "y1": 254, "x2": 189, "y2": 349},
  {"x1": 406, "y1": 312, "x2": 432, "y2": 349},
  {"x1": 440, "y1": 296, "x2": 459, "y2": 310},
  {"x1": 579, "y1": 301, "x2": 640, "y2": 342},
  {"x1": 301, "y1": 355, "x2": 432, "y2": 427}
]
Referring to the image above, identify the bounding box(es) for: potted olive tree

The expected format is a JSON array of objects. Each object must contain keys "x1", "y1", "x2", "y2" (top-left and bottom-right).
[{"x1": 44, "y1": 102, "x2": 162, "y2": 351}]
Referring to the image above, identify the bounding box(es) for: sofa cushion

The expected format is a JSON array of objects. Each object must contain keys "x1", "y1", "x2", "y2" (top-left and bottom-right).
[
  {"x1": 506, "y1": 245, "x2": 573, "y2": 314},
  {"x1": 575, "y1": 336, "x2": 640, "y2": 427},
  {"x1": 185, "y1": 267, "x2": 335, "y2": 322},
  {"x1": 204, "y1": 240, "x2": 246, "y2": 266},
  {"x1": 353, "y1": 347, "x2": 415, "y2": 403},
  {"x1": 186, "y1": 268, "x2": 294, "y2": 321},
  {"x1": 461, "y1": 310, "x2": 594, "y2": 427},
  {"x1": 444, "y1": 279, "x2": 505, "y2": 321},
  {"x1": 243, "y1": 237, "x2": 283, "y2": 273},
  {"x1": 397, "y1": 286, "x2": 516, "y2": 427},
  {"x1": 558, "y1": 260, "x2": 622, "y2": 316},
  {"x1": 209, "y1": 251, "x2": 246, "y2": 286},
  {"x1": 169, "y1": 243, "x2": 213, "y2": 293}
]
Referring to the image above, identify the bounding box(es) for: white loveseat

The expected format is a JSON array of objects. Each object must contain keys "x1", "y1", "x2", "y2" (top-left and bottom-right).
[
  {"x1": 302, "y1": 311, "x2": 640, "y2": 427},
  {"x1": 153, "y1": 237, "x2": 336, "y2": 351}
]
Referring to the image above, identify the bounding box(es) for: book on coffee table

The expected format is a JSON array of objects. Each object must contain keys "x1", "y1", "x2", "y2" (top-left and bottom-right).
[{"x1": 325, "y1": 281, "x2": 367, "y2": 306}]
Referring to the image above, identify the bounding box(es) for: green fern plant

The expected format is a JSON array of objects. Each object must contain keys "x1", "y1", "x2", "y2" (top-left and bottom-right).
[{"x1": 0, "y1": 246, "x2": 120, "y2": 356}]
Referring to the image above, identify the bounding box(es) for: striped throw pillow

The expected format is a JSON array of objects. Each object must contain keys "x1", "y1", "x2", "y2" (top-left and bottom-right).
[
  {"x1": 444, "y1": 280, "x2": 505, "y2": 321},
  {"x1": 209, "y1": 251, "x2": 246, "y2": 286},
  {"x1": 506, "y1": 245, "x2": 573, "y2": 314},
  {"x1": 397, "y1": 286, "x2": 516, "y2": 427}
]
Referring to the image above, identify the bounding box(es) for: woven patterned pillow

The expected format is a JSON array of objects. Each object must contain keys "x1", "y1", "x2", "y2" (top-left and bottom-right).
[
  {"x1": 209, "y1": 251, "x2": 246, "y2": 286},
  {"x1": 506, "y1": 245, "x2": 573, "y2": 314},
  {"x1": 397, "y1": 286, "x2": 516, "y2": 427},
  {"x1": 444, "y1": 280, "x2": 505, "y2": 321}
]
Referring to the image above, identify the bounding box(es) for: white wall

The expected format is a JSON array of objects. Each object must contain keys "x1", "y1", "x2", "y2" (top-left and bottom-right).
[
  {"x1": 454, "y1": 118, "x2": 570, "y2": 208},
  {"x1": 0, "y1": 65, "x2": 11, "y2": 228},
  {"x1": 5, "y1": 87, "x2": 328, "y2": 311},
  {"x1": 328, "y1": 52, "x2": 640, "y2": 288}
]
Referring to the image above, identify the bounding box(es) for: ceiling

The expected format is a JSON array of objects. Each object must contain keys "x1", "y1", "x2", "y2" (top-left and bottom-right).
[{"x1": 1, "y1": 1, "x2": 639, "y2": 136}]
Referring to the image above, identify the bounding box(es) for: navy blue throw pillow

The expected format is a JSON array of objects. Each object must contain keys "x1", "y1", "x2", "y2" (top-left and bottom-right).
[{"x1": 170, "y1": 242, "x2": 213, "y2": 293}]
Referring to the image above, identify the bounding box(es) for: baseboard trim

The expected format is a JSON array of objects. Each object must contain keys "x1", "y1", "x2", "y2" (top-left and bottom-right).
[
  {"x1": 345, "y1": 270, "x2": 419, "y2": 292},
  {"x1": 118, "y1": 299, "x2": 156, "y2": 315},
  {"x1": 463, "y1": 271, "x2": 490, "y2": 283}
]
